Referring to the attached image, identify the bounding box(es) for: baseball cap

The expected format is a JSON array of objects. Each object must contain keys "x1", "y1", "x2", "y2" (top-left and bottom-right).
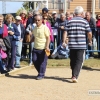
[
  {"x1": 52, "y1": 11, "x2": 57, "y2": 14},
  {"x1": 15, "y1": 16, "x2": 22, "y2": 20},
  {"x1": 42, "y1": 7, "x2": 49, "y2": 13}
]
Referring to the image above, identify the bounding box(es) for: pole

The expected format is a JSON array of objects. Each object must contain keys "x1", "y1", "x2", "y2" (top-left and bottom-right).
[
  {"x1": 92, "y1": 0, "x2": 95, "y2": 18},
  {"x1": 46, "y1": 0, "x2": 48, "y2": 8},
  {"x1": 2, "y1": 1, "x2": 6, "y2": 14},
  {"x1": 64, "y1": 0, "x2": 67, "y2": 14}
]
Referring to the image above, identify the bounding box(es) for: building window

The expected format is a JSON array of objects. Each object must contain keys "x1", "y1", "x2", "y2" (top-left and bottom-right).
[{"x1": 39, "y1": 0, "x2": 63, "y2": 9}]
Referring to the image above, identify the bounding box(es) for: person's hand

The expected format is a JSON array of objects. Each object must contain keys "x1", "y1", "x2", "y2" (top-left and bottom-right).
[
  {"x1": 88, "y1": 41, "x2": 92, "y2": 46},
  {"x1": 60, "y1": 26, "x2": 64, "y2": 29},
  {"x1": 20, "y1": 39, "x2": 23, "y2": 42},
  {"x1": 45, "y1": 47, "x2": 50, "y2": 52},
  {"x1": 51, "y1": 54, "x2": 54, "y2": 56},
  {"x1": 24, "y1": 23, "x2": 26, "y2": 27},
  {"x1": 62, "y1": 42, "x2": 66, "y2": 48},
  {"x1": 8, "y1": 31, "x2": 14, "y2": 35},
  {"x1": 45, "y1": 47, "x2": 50, "y2": 56}
]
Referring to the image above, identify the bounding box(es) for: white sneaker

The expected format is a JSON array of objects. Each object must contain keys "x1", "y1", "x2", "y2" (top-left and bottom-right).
[
  {"x1": 29, "y1": 62, "x2": 33, "y2": 66},
  {"x1": 72, "y1": 77, "x2": 78, "y2": 83}
]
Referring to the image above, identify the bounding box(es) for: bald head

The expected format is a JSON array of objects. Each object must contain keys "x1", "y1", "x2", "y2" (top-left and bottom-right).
[
  {"x1": 35, "y1": 14, "x2": 42, "y2": 27},
  {"x1": 85, "y1": 12, "x2": 91, "y2": 20},
  {"x1": 66, "y1": 12, "x2": 70, "y2": 17}
]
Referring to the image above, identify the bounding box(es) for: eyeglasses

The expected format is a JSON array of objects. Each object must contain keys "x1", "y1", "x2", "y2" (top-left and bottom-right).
[
  {"x1": 43, "y1": 18, "x2": 48, "y2": 20},
  {"x1": 35, "y1": 20, "x2": 41, "y2": 22}
]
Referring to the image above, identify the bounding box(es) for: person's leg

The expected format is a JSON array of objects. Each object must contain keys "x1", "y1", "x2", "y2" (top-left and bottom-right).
[
  {"x1": 57, "y1": 33, "x2": 60, "y2": 47},
  {"x1": 8, "y1": 41, "x2": 16, "y2": 70},
  {"x1": 57, "y1": 54, "x2": 67, "y2": 59},
  {"x1": 29, "y1": 42, "x2": 34, "y2": 64},
  {"x1": 15, "y1": 41, "x2": 22, "y2": 67},
  {"x1": 21, "y1": 42, "x2": 27, "y2": 58},
  {"x1": 38, "y1": 49, "x2": 48, "y2": 77},
  {"x1": 32, "y1": 48, "x2": 40, "y2": 73},
  {"x1": 71, "y1": 49, "x2": 85, "y2": 79},
  {"x1": 98, "y1": 36, "x2": 100, "y2": 57},
  {"x1": 70, "y1": 49, "x2": 76, "y2": 70},
  {"x1": 0, "y1": 59, "x2": 7, "y2": 73}
]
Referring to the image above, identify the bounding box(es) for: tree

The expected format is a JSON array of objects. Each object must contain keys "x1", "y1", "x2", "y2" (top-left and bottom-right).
[
  {"x1": 22, "y1": 2, "x2": 30, "y2": 11},
  {"x1": 16, "y1": 7, "x2": 25, "y2": 16},
  {"x1": 16, "y1": 2, "x2": 30, "y2": 15}
]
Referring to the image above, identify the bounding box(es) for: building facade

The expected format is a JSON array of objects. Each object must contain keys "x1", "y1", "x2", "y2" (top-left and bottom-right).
[{"x1": 40, "y1": 0, "x2": 100, "y2": 14}]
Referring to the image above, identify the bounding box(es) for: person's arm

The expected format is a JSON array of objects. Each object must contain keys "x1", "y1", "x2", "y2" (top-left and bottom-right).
[
  {"x1": 45, "y1": 26, "x2": 50, "y2": 51},
  {"x1": 13, "y1": 23, "x2": 20, "y2": 36},
  {"x1": 45, "y1": 36, "x2": 50, "y2": 51},
  {"x1": 86, "y1": 22, "x2": 92, "y2": 43},
  {"x1": 48, "y1": 22, "x2": 54, "y2": 42},
  {"x1": 62, "y1": 31, "x2": 67, "y2": 46},
  {"x1": 26, "y1": 24, "x2": 32, "y2": 35},
  {"x1": 11, "y1": 23, "x2": 20, "y2": 40},
  {"x1": 20, "y1": 24, "x2": 25, "y2": 41},
  {"x1": 52, "y1": 45, "x2": 61, "y2": 55},
  {"x1": 87, "y1": 32, "x2": 92, "y2": 43},
  {"x1": 92, "y1": 18, "x2": 96, "y2": 28}
]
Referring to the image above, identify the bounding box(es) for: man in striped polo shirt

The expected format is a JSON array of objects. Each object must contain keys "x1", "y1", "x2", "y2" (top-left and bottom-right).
[{"x1": 63, "y1": 6, "x2": 92, "y2": 83}]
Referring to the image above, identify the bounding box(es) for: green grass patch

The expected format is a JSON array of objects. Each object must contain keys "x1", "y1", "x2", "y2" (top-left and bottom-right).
[{"x1": 20, "y1": 58, "x2": 100, "y2": 68}]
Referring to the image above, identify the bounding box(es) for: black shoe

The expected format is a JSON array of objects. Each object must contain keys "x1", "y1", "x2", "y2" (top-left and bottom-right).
[
  {"x1": 15, "y1": 66, "x2": 21, "y2": 68},
  {"x1": 1, "y1": 70, "x2": 9, "y2": 74},
  {"x1": 36, "y1": 76, "x2": 44, "y2": 80}
]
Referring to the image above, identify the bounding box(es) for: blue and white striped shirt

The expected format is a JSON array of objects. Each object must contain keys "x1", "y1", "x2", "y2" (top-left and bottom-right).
[{"x1": 65, "y1": 17, "x2": 91, "y2": 49}]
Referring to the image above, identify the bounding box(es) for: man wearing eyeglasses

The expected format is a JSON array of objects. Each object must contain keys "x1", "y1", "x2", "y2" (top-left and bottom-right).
[{"x1": 32, "y1": 14, "x2": 50, "y2": 80}]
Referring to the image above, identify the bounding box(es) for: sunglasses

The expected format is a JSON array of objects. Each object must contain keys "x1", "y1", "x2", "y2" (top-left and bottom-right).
[{"x1": 43, "y1": 18, "x2": 48, "y2": 20}]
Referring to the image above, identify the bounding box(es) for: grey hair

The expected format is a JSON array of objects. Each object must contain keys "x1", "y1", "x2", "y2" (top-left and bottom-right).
[
  {"x1": 35, "y1": 14, "x2": 42, "y2": 20},
  {"x1": 33, "y1": 10, "x2": 40, "y2": 15},
  {"x1": 60, "y1": 13, "x2": 66, "y2": 17},
  {"x1": 74, "y1": 6, "x2": 84, "y2": 15}
]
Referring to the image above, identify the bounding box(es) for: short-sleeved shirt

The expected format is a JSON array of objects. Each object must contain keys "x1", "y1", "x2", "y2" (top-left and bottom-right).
[
  {"x1": 32, "y1": 24, "x2": 50, "y2": 50},
  {"x1": 65, "y1": 17, "x2": 91, "y2": 49}
]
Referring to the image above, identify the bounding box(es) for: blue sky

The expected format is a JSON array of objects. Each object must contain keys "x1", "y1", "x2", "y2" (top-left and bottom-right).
[{"x1": 0, "y1": 1, "x2": 23, "y2": 14}]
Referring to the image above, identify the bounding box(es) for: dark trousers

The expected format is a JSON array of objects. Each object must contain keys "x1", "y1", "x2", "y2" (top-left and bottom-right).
[
  {"x1": 21, "y1": 43, "x2": 27, "y2": 57},
  {"x1": 70, "y1": 49, "x2": 85, "y2": 79},
  {"x1": 96, "y1": 33, "x2": 100, "y2": 57},
  {"x1": 8, "y1": 41, "x2": 16, "y2": 69},
  {"x1": 51, "y1": 52, "x2": 66, "y2": 59},
  {"x1": 32, "y1": 48, "x2": 48, "y2": 77}
]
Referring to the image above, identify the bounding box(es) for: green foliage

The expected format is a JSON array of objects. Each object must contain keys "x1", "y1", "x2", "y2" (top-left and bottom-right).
[
  {"x1": 16, "y1": 7, "x2": 25, "y2": 16},
  {"x1": 16, "y1": 2, "x2": 30, "y2": 16},
  {"x1": 22, "y1": 2, "x2": 30, "y2": 11}
]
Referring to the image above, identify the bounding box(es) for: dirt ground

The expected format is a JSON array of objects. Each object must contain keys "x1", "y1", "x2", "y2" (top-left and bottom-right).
[{"x1": 0, "y1": 67, "x2": 100, "y2": 100}]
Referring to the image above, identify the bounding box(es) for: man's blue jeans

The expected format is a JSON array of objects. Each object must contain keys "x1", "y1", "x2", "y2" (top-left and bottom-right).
[
  {"x1": 29, "y1": 42, "x2": 34, "y2": 63},
  {"x1": 15, "y1": 41, "x2": 22, "y2": 66}
]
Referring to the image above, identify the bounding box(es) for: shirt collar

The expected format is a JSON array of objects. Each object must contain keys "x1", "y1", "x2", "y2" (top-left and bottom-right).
[{"x1": 36, "y1": 24, "x2": 43, "y2": 29}]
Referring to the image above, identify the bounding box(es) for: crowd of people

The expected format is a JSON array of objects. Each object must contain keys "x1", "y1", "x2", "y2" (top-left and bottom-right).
[{"x1": 0, "y1": 5, "x2": 99, "y2": 82}]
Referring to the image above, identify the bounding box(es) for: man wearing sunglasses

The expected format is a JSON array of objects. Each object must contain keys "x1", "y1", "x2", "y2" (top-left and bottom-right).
[{"x1": 32, "y1": 14, "x2": 50, "y2": 80}]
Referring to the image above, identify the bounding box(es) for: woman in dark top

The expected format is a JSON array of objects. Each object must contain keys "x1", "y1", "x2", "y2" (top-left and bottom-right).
[
  {"x1": 0, "y1": 14, "x2": 8, "y2": 73},
  {"x1": 5, "y1": 14, "x2": 20, "y2": 70}
]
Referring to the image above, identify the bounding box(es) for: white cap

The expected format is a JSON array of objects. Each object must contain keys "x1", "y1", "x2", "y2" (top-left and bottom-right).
[
  {"x1": 52, "y1": 11, "x2": 57, "y2": 14},
  {"x1": 15, "y1": 16, "x2": 22, "y2": 20}
]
